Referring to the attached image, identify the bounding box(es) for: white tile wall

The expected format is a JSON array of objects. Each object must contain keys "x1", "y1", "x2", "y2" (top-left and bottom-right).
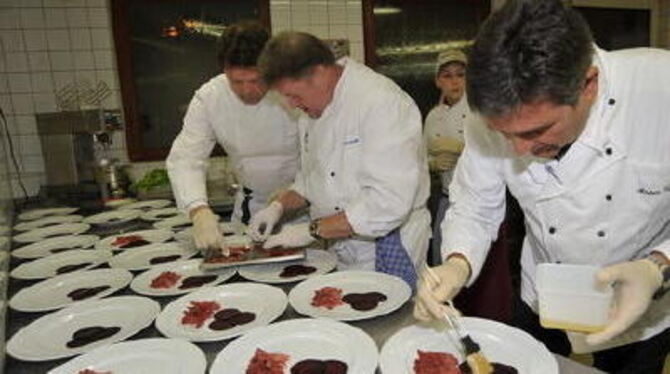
[{"x1": 0, "y1": 0, "x2": 366, "y2": 198}]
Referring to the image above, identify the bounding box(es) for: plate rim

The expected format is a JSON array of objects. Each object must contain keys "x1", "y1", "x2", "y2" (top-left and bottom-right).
[
  {"x1": 129, "y1": 259, "x2": 237, "y2": 297},
  {"x1": 10, "y1": 249, "x2": 113, "y2": 280}
]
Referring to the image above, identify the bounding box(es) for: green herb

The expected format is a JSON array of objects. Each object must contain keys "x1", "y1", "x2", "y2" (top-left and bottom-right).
[{"x1": 131, "y1": 169, "x2": 170, "y2": 192}]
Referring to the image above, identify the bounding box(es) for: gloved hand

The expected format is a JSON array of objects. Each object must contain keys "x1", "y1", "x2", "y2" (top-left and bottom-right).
[
  {"x1": 429, "y1": 136, "x2": 464, "y2": 155},
  {"x1": 263, "y1": 222, "x2": 314, "y2": 249},
  {"x1": 431, "y1": 151, "x2": 460, "y2": 172},
  {"x1": 586, "y1": 259, "x2": 663, "y2": 345},
  {"x1": 191, "y1": 207, "x2": 229, "y2": 256},
  {"x1": 248, "y1": 201, "x2": 284, "y2": 242},
  {"x1": 414, "y1": 256, "x2": 471, "y2": 321}
]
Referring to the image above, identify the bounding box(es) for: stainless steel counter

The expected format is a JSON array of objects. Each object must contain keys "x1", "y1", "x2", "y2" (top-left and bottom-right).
[{"x1": 4, "y1": 219, "x2": 603, "y2": 373}]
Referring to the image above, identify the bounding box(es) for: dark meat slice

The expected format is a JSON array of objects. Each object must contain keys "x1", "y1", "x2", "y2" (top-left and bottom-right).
[
  {"x1": 111, "y1": 235, "x2": 150, "y2": 249},
  {"x1": 290, "y1": 359, "x2": 348, "y2": 374},
  {"x1": 245, "y1": 348, "x2": 289, "y2": 374},
  {"x1": 50, "y1": 247, "x2": 77, "y2": 254},
  {"x1": 56, "y1": 262, "x2": 92, "y2": 274},
  {"x1": 149, "y1": 254, "x2": 181, "y2": 265},
  {"x1": 150, "y1": 271, "x2": 182, "y2": 289},
  {"x1": 341, "y1": 292, "x2": 387, "y2": 311},
  {"x1": 279, "y1": 264, "x2": 317, "y2": 278},
  {"x1": 118, "y1": 239, "x2": 151, "y2": 248},
  {"x1": 67, "y1": 285, "x2": 111, "y2": 301},
  {"x1": 311, "y1": 287, "x2": 344, "y2": 309},
  {"x1": 178, "y1": 275, "x2": 217, "y2": 289},
  {"x1": 208, "y1": 308, "x2": 256, "y2": 331},
  {"x1": 78, "y1": 369, "x2": 112, "y2": 374},
  {"x1": 66, "y1": 326, "x2": 121, "y2": 348},
  {"x1": 172, "y1": 223, "x2": 192, "y2": 230}
]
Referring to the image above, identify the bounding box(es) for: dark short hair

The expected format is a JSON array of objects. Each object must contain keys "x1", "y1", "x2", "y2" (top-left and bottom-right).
[
  {"x1": 217, "y1": 21, "x2": 269, "y2": 69},
  {"x1": 258, "y1": 31, "x2": 336, "y2": 86},
  {"x1": 467, "y1": 0, "x2": 594, "y2": 117}
]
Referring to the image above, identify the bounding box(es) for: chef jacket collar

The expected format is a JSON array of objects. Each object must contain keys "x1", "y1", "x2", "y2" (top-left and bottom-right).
[{"x1": 317, "y1": 57, "x2": 351, "y2": 122}]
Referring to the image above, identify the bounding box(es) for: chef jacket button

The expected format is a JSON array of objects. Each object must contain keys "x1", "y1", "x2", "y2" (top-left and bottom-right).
[
  {"x1": 548, "y1": 227, "x2": 556, "y2": 234},
  {"x1": 330, "y1": 171, "x2": 335, "y2": 177},
  {"x1": 605, "y1": 148, "x2": 612, "y2": 156},
  {"x1": 462, "y1": 114, "x2": 466, "y2": 118},
  {"x1": 597, "y1": 230, "x2": 606, "y2": 237},
  {"x1": 608, "y1": 98, "x2": 616, "y2": 105},
  {"x1": 334, "y1": 206, "x2": 340, "y2": 211},
  {"x1": 606, "y1": 194, "x2": 612, "y2": 201}
]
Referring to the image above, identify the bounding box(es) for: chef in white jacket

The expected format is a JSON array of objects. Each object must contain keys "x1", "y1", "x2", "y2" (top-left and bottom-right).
[
  {"x1": 415, "y1": 1, "x2": 670, "y2": 373},
  {"x1": 249, "y1": 31, "x2": 431, "y2": 288},
  {"x1": 167, "y1": 22, "x2": 299, "y2": 252}
]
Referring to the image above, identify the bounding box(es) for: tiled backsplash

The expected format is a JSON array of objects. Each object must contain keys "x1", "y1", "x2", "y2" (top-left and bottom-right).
[{"x1": 0, "y1": 0, "x2": 364, "y2": 199}]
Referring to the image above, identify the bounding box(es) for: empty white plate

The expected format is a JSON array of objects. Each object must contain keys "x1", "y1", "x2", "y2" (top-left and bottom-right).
[
  {"x1": 131, "y1": 259, "x2": 236, "y2": 297},
  {"x1": 13, "y1": 223, "x2": 91, "y2": 243},
  {"x1": 14, "y1": 215, "x2": 84, "y2": 232},
  {"x1": 211, "y1": 318, "x2": 378, "y2": 374},
  {"x1": 11, "y1": 249, "x2": 113, "y2": 280},
  {"x1": 288, "y1": 270, "x2": 411, "y2": 321},
  {"x1": 141, "y1": 207, "x2": 181, "y2": 222},
  {"x1": 7, "y1": 296, "x2": 160, "y2": 361},
  {"x1": 239, "y1": 249, "x2": 337, "y2": 284},
  {"x1": 156, "y1": 283, "x2": 287, "y2": 342},
  {"x1": 96, "y1": 229, "x2": 173, "y2": 251},
  {"x1": 10, "y1": 268, "x2": 133, "y2": 312},
  {"x1": 108, "y1": 242, "x2": 198, "y2": 271},
  {"x1": 12, "y1": 235, "x2": 99, "y2": 259},
  {"x1": 380, "y1": 319, "x2": 559, "y2": 374},
  {"x1": 48, "y1": 338, "x2": 206, "y2": 374},
  {"x1": 18, "y1": 207, "x2": 79, "y2": 221},
  {"x1": 83, "y1": 209, "x2": 142, "y2": 226},
  {"x1": 118, "y1": 199, "x2": 173, "y2": 211}
]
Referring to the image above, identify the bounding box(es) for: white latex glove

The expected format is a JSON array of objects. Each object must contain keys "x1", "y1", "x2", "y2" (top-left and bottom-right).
[
  {"x1": 248, "y1": 201, "x2": 283, "y2": 242},
  {"x1": 263, "y1": 222, "x2": 314, "y2": 249},
  {"x1": 586, "y1": 259, "x2": 663, "y2": 345},
  {"x1": 191, "y1": 207, "x2": 229, "y2": 256},
  {"x1": 414, "y1": 256, "x2": 471, "y2": 321}
]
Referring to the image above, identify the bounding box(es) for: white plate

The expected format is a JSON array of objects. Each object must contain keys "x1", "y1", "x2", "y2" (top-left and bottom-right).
[
  {"x1": 155, "y1": 283, "x2": 287, "y2": 342},
  {"x1": 211, "y1": 318, "x2": 378, "y2": 373},
  {"x1": 10, "y1": 268, "x2": 133, "y2": 312},
  {"x1": 141, "y1": 207, "x2": 182, "y2": 222},
  {"x1": 12, "y1": 234, "x2": 99, "y2": 259},
  {"x1": 239, "y1": 249, "x2": 337, "y2": 284},
  {"x1": 18, "y1": 207, "x2": 79, "y2": 221},
  {"x1": 288, "y1": 270, "x2": 411, "y2": 321},
  {"x1": 380, "y1": 319, "x2": 559, "y2": 374},
  {"x1": 95, "y1": 229, "x2": 173, "y2": 251},
  {"x1": 104, "y1": 198, "x2": 136, "y2": 209},
  {"x1": 14, "y1": 215, "x2": 84, "y2": 232},
  {"x1": 0, "y1": 225, "x2": 9, "y2": 235},
  {"x1": 154, "y1": 215, "x2": 193, "y2": 231},
  {"x1": 131, "y1": 259, "x2": 236, "y2": 297},
  {"x1": 0, "y1": 236, "x2": 9, "y2": 251},
  {"x1": 83, "y1": 209, "x2": 142, "y2": 226},
  {"x1": 7, "y1": 295, "x2": 160, "y2": 361},
  {"x1": 48, "y1": 338, "x2": 206, "y2": 374},
  {"x1": 13, "y1": 223, "x2": 91, "y2": 243},
  {"x1": 174, "y1": 221, "x2": 244, "y2": 238},
  {"x1": 118, "y1": 199, "x2": 173, "y2": 211},
  {"x1": 11, "y1": 249, "x2": 113, "y2": 280},
  {"x1": 108, "y1": 242, "x2": 198, "y2": 271}
]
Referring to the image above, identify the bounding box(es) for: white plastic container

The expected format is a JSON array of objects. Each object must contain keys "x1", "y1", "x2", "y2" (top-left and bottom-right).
[{"x1": 536, "y1": 263, "x2": 613, "y2": 333}]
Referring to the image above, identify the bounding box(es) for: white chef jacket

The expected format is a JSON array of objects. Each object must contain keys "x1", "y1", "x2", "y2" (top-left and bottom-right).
[
  {"x1": 167, "y1": 74, "x2": 300, "y2": 222},
  {"x1": 424, "y1": 96, "x2": 469, "y2": 187},
  {"x1": 441, "y1": 47, "x2": 670, "y2": 348},
  {"x1": 292, "y1": 58, "x2": 431, "y2": 270}
]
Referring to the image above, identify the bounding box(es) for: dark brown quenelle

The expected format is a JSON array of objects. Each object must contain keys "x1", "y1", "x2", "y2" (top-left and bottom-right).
[
  {"x1": 208, "y1": 308, "x2": 256, "y2": 331},
  {"x1": 119, "y1": 239, "x2": 151, "y2": 248},
  {"x1": 178, "y1": 275, "x2": 217, "y2": 289},
  {"x1": 341, "y1": 292, "x2": 387, "y2": 311},
  {"x1": 459, "y1": 362, "x2": 519, "y2": 374},
  {"x1": 55, "y1": 262, "x2": 92, "y2": 274},
  {"x1": 67, "y1": 285, "x2": 111, "y2": 301},
  {"x1": 149, "y1": 254, "x2": 181, "y2": 265},
  {"x1": 66, "y1": 326, "x2": 121, "y2": 348},
  {"x1": 279, "y1": 264, "x2": 317, "y2": 278},
  {"x1": 290, "y1": 359, "x2": 348, "y2": 374}
]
